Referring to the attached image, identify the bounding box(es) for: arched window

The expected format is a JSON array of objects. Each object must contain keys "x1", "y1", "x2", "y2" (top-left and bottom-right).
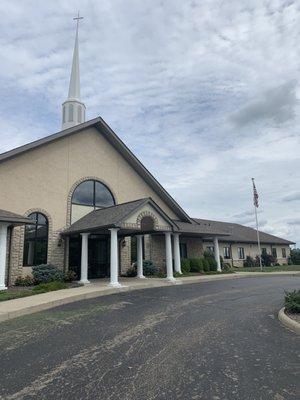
[
  {"x1": 23, "y1": 212, "x2": 48, "y2": 266},
  {"x1": 71, "y1": 180, "x2": 115, "y2": 223}
]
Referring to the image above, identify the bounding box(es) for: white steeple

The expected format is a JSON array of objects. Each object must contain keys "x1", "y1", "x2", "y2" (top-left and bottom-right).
[{"x1": 62, "y1": 12, "x2": 86, "y2": 130}]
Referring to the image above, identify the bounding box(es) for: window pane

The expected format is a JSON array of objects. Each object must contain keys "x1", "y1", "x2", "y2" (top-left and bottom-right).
[
  {"x1": 72, "y1": 180, "x2": 94, "y2": 206},
  {"x1": 35, "y1": 239, "x2": 47, "y2": 265},
  {"x1": 95, "y1": 182, "x2": 115, "y2": 208},
  {"x1": 23, "y1": 212, "x2": 48, "y2": 266}
]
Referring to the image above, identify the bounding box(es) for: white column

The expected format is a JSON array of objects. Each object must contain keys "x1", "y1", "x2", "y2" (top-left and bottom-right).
[
  {"x1": 136, "y1": 235, "x2": 145, "y2": 278},
  {"x1": 173, "y1": 233, "x2": 182, "y2": 274},
  {"x1": 214, "y1": 237, "x2": 222, "y2": 272},
  {"x1": 80, "y1": 233, "x2": 90, "y2": 284},
  {"x1": 165, "y1": 232, "x2": 175, "y2": 281},
  {"x1": 108, "y1": 228, "x2": 121, "y2": 287},
  {"x1": 0, "y1": 223, "x2": 9, "y2": 291}
]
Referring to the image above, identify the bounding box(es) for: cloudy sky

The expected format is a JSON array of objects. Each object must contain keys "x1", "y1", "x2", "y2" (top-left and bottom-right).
[{"x1": 0, "y1": 0, "x2": 300, "y2": 246}]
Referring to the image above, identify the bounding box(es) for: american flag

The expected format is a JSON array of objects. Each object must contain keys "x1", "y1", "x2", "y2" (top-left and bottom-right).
[{"x1": 252, "y1": 178, "x2": 259, "y2": 208}]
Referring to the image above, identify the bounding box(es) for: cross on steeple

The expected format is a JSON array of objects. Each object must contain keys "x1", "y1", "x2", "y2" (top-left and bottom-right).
[
  {"x1": 61, "y1": 12, "x2": 86, "y2": 130},
  {"x1": 73, "y1": 11, "x2": 83, "y2": 30}
]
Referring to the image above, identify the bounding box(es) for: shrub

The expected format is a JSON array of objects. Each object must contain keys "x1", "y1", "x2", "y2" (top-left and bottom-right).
[
  {"x1": 125, "y1": 267, "x2": 137, "y2": 277},
  {"x1": 190, "y1": 258, "x2": 203, "y2": 272},
  {"x1": 291, "y1": 248, "x2": 300, "y2": 265},
  {"x1": 261, "y1": 253, "x2": 276, "y2": 267},
  {"x1": 125, "y1": 260, "x2": 159, "y2": 277},
  {"x1": 143, "y1": 260, "x2": 160, "y2": 276},
  {"x1": 207, "y1": 257, "x2": 217, "y2": 271},
  {"x1": 64, "y1": 270, "x2": 77, "y2": 282},
  {"x1": 244, "y1": 256, "x2": 256, "y2": 268},
  {"x1": 33, "y1": 281, "x2": 68, "y2": 294},
  {"x1": 222, "y1": 263, "x2": 232, "y2": 272},
  {"x1": 32, "y1": 264, "x2": 64, "y2": 284},
  {"x1": 284, "y1": 290, "x2": 300, "y2": 313},
  {"x1": 14, "y1": 275, "x2": 35, "y2": 286},
  {"x1": 181, "y1": 258, "x2": 191, "y2": 274},
  {"x1": 202, "y1": 258, "x2": 210, "y2": 272}
]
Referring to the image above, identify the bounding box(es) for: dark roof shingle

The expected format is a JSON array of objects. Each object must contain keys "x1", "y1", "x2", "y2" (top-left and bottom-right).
[{"x1": 193, "y1": 218, "x2": 295, "y2": 245}]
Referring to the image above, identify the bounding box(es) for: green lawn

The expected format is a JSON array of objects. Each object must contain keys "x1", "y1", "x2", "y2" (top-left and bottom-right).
[
  {"x1": 0, "y1": 281, "x2": 74, "y2": 302},
  {"x1": 235, "y1": 265, "x2": 300, "y2": 273}
]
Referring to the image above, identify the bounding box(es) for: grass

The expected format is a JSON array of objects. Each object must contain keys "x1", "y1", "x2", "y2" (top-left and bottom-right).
[
  {"x1": 0, "y1": 281, "x2": 71, "y2": 302},
  {"x1": 235, "y1": 265, "x2": 300, "y2": 273},
  {"x1": 284, "y1": 290, "x2": 300, "y2": 313}
]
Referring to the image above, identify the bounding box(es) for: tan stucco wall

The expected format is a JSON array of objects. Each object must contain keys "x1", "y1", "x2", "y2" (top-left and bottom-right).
[
  {"x1": 0, "y1": 128, "x2": 178, "y2": 226},
  {"x1": 203, "y1": 241, "x2": 291, "y2": 267},
  {"x1": 0, "y1": 127, "x2": 180, "y2": 280}
]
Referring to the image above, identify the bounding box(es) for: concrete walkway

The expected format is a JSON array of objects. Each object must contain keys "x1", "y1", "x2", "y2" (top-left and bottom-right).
[{"x1": 0, "y1": 271, "x2": 299, "y2": 323}]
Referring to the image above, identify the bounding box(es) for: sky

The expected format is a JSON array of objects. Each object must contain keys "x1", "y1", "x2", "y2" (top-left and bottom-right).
[{"x1": 0, "y1": 0, "x2": 299, "y2": 246}]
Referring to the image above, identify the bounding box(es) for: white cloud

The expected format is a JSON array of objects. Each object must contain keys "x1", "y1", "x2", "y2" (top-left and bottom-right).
[{"x1": 0, "y1": 0, "x2": 299, "y2": 246}]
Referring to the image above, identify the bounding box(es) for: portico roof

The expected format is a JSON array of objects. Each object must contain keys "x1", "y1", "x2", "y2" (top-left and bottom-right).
[
  {"x1": 0, "y1": 209, "x2": 35, "y2": 226},
  {"x1": 62, "y1": 198, "x2": 230, "y2": 238},
  {"x1": 62, "y1": 198, "x2": 177, "y2": 236}
]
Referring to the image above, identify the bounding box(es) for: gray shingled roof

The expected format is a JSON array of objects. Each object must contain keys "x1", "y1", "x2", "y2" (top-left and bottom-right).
[
  {"x1": 0, "y1": 117, "x2": 191, "y2": 222},
  {"x1": 193, "y1": 218, "x2": 295, "y2": 245},
  {"x1": 0, "y1": 209, "x2": 34, "y2": 225},
  {"x1": 63, "y1": 198, "x2": 148, "y2": 234},
  {"x1": 63, "y1": 198, "x2": 178, "y2": 235},
  {"x1": 173, "y1": 220, "x2": 229, "y2": 236}
]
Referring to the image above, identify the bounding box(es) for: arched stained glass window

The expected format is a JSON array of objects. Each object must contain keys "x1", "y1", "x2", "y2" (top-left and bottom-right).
[
  {"x1": 72, "y1": 180, "x2": 115, "y2": 209},
  {"x1": 23, "y1": 212, "x2": 48, "y2": 266}
]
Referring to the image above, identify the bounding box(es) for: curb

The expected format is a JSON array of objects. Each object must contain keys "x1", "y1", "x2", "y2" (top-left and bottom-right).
[
  {"x1": 0, "y1": 272, "x2": 299, "y2": 324},
  {"x1": 278, "y1": 307, "x2": 300, "y2": 335}
]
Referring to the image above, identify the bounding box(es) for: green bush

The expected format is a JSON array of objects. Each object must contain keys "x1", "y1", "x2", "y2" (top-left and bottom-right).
[
  {"x1": 189, "y1": 258, "x2": 203, "y2": 272},
  {"x1": 33, "y1": 281, "x2": 68, "y2": 294},
  {"x1": 244, "y1": 256, "x2": 256, "y2": 268},
  {"x1": 181, "y1": 258, "x2": 191, "y2": 274},
  {"x1": 32, "y1": 264, "x2": 64, "y2": 284},
  {"x1": 64, "y1": 270, "x2": 77, "y2": 282},
  {"x1": 202, "y1": 258, "x2": 210, "y2": 272},
  {"x1": 125, "y1": 267, "x2": 137, "y2": 277},
  {"x1": 284, "y1": 290, "x2": 300, "y2": 313},
  {"x1": 207, "y1": 258, "x2": 217, "y2": 271},
  {"x1": 222, "y1": 263, "x2": 232, "y2": 272},
  {"x1": 125, "y1": 260, "x2": 159, "y2": 277},
  {"x1": 14, "y1": 275, "x2": 35, "y2": 286},
  {"x1": 143, "y1": 260, "x2": 160, "y2": 276},
  {"x1": 291, "y1": 248, "x2": 300, "y2": 265}
]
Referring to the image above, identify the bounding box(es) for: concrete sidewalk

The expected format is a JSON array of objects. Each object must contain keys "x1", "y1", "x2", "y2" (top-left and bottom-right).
[{"x1": 0, "y1": 271, "x2": 299, "y2": 323}]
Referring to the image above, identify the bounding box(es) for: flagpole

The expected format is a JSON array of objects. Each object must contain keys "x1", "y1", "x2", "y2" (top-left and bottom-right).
[{"x1": 252, "y1": 178, "x2": 263, "y2": 271}]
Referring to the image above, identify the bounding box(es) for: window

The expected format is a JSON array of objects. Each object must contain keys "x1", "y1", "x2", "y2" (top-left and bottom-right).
[
  {"x1": 237, "y1": 247, "x2": 245, "y2": 259},
  {"x1": 68, "y1": 104, "x2": 74, "y2": 122},
  {"x1": 180, "y1": 243, "x2": 187, "y2": 259},
  {"x1": 72, "y1": 180, "x2": 115, "y2": 209},
  {"x1": 23, "y1": 212, "x2": 48, "y2": 266},
  {"x1": 262, "y1": 248, "x2": 267, "y2": 255},
  {"x1": 223, "y1": 246, "x2": 231, "y2": 259},
  {"x1": 272, "y1": 248, "x2": 277, "y2": 258},
  {"x1": 281, "y1": 248, "x2": 286, "y2": 258}
]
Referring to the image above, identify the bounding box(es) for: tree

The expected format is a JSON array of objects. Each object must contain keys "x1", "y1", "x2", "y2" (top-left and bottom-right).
[{"x1": 290, "y1": 248, "x2": 300, "y2": 265}]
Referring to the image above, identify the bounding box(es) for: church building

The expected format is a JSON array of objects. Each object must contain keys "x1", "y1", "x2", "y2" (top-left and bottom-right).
[{"x1": 0, "y1": 20, "x2": 294, "y2": 290}]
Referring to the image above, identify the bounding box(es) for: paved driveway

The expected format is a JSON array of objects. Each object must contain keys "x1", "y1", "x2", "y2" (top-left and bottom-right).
[{"x1": 0, "y1": 276, "x2": 299, "y2": 400}]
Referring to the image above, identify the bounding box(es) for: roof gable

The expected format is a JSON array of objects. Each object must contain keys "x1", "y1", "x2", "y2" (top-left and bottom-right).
[{"x1": 0, "y1": 117, "x2": 191, "y2": 222}]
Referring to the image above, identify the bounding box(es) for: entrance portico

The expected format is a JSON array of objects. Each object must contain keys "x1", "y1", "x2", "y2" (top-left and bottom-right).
[{"x1": 63, "y1": 198, "x2": 181, "y2": 287}]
